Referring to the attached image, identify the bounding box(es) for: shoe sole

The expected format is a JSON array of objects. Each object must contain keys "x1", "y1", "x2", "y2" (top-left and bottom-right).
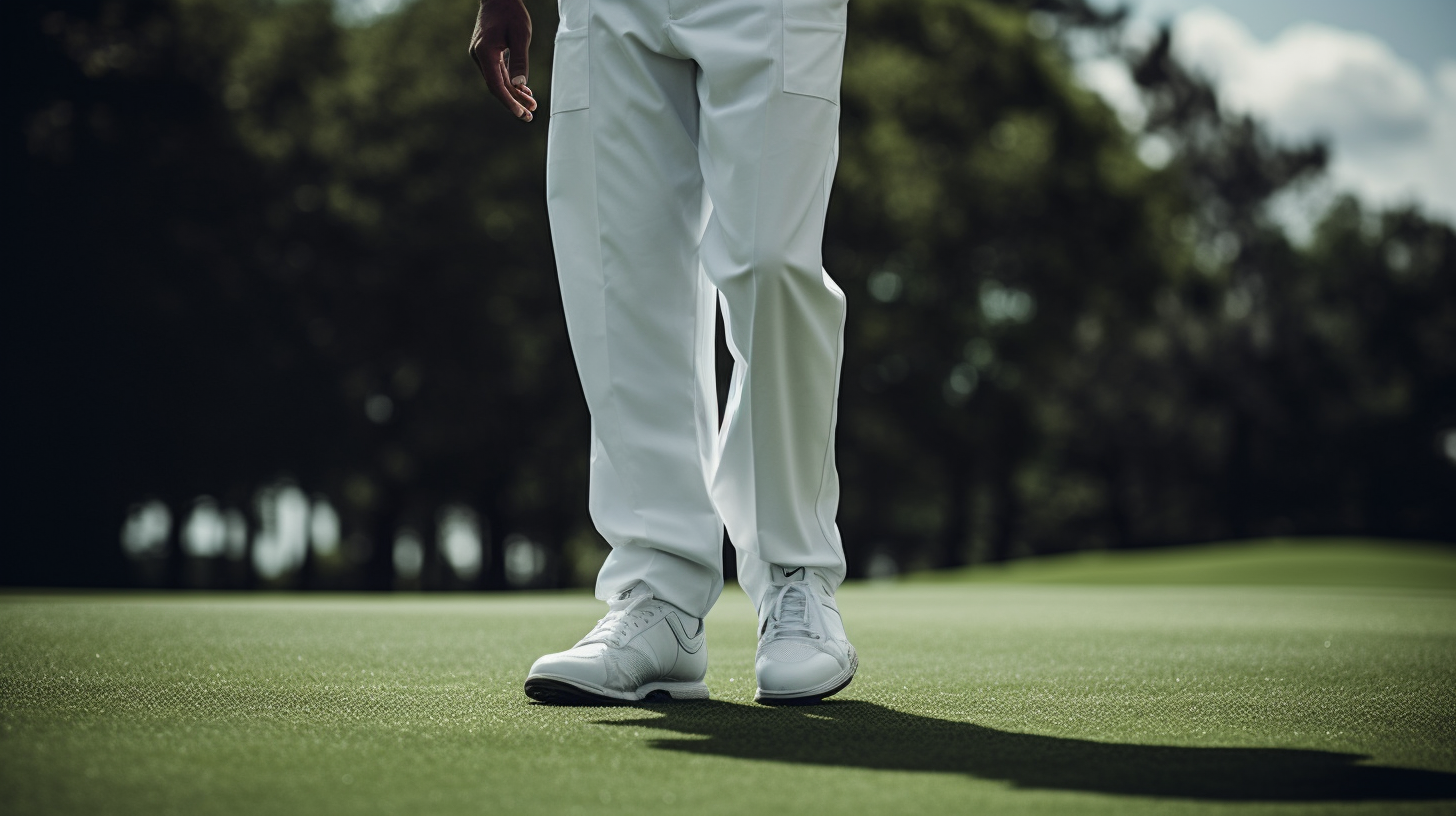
[
  {"x1": 524, "y1": 676, "x2": 709, "y2": 706},
  {"x1": 754, "y1": 649, "x2": 858, "y2": 706}
]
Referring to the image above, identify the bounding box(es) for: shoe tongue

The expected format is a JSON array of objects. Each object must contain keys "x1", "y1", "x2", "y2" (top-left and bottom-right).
[
  {"x1": 770, "y1": 565, "x2": 808, "y2": 587},
  {"x1": 777, "y1": 585, "x2": 809, "y2": 625}
]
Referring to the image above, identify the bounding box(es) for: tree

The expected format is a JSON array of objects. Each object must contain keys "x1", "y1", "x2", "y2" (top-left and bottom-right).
[{"x1": 10, "y1": 0, "x2": 1450, "y2": 589}]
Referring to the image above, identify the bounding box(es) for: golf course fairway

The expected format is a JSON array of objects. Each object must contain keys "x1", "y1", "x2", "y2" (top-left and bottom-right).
[{"x1": 3, "y1": 538, "x2": 1454, "y2": 815}]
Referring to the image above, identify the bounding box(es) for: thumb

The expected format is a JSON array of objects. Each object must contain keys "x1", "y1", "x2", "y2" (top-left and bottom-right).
[{"x1": 507, "y1": 23, "x2": 531, "y2": 86}]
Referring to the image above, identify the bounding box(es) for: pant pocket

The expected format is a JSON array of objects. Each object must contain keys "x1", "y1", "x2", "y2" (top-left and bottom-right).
[
  {"x1": 551, "y1": 28, "x2": 590, "y2": 115},
  {"x1": 782, "y1": 16, "x2": 845, "y2": 105}
]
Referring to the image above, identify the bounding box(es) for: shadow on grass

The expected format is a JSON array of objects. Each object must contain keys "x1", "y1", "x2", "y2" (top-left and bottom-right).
[{"x1": 594, "y1": 700, "x2": 1455, "y2": 801}]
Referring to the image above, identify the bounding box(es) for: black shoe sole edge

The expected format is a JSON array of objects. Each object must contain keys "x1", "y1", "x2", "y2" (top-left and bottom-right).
[
  {"x1": 755, "y1": 670, "x2": 855, "y2": 707},
  {"x1": 524, "y1": 678, "x2": 690, "y2": 706}
]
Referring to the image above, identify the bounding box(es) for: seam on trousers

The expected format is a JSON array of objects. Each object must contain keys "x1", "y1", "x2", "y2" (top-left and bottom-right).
[
  {"x1": 742, "y1": 13, "x2": 774, "y2": 559},
  {"x1": 812, "y1": 138, "x2": 845, "y2": 554},
  {"x1": 588, "y1": 77, "x2": 646, "y2": 533},
  {"x1": 812, "y1": 288, "x2": 847, "y2": 552}
]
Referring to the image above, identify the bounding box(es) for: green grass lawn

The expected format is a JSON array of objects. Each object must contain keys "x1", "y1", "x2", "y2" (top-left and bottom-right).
[
  {"x1": 910, "y1": 537, "x2": 1456, "y2": 590},
  {"x1": 3, "y1": 538, "x2": 1454, "y2": 815}
]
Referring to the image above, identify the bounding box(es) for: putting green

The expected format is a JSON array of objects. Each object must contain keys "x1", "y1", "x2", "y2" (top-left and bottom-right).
[{"x1": 3, "y1": 540, "x2": 1454, "y2": 815}]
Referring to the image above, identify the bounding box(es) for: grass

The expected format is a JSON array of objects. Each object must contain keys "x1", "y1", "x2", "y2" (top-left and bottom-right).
[
  {"x1": 910, "y1": 537, "x2": 1456, "y2": 590},
  {"x1": 3, "y1": 538, "x2": 1454, "y2": 815}
]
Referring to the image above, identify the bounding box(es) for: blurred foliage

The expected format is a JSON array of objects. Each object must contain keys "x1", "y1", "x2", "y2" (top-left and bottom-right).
[{"x1": 8, "y1": 0, "x2": 1454, "y2": 589}]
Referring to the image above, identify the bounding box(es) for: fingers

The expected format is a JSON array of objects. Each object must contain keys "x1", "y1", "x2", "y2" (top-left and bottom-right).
[
  {"x1": 492, "y1": 65, "x2": 531, "y2": 121},
  {"x1": 506, "y1": 12, "x2": 532, "y2": 90},
  {"x1": 477, "y1": 45, "x2": 533, "y2": 122},
  {"x1": 498, "y1": 55, "x2": 536, "y2": 118},
  {"x1": 507, "y1": 29, "x2": 530, "y2": 90},
  {"x1": 503, "y1": 48, "x2": 537, "y2": 112}
]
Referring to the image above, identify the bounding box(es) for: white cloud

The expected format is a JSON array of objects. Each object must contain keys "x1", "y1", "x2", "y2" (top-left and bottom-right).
[
  {"x1": 1077, "y1": 57, "x2": 1148, "y2": 131},
  {"x1": 1173, "y1": 6, "x2": 1456, "y2": 222}
]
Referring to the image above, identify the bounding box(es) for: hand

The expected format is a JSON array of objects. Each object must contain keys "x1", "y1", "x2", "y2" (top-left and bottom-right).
[{"x1": 469, "y1": 0, "x2": 537, "y2": 122}]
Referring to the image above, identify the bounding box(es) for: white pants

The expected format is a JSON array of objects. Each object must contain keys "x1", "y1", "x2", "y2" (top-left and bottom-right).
[{"x1": 545, "y1": 0, "x2": 849, "y2": 618}]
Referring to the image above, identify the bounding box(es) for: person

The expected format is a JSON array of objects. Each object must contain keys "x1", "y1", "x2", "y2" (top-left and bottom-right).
[{"x1": 470, "y1": 0, "x2": 855, "y2": 705}]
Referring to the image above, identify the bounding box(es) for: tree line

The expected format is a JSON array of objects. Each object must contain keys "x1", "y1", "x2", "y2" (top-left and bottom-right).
[{"x1": 8, "y1": 0, "x2": 1454, "y2": 589}]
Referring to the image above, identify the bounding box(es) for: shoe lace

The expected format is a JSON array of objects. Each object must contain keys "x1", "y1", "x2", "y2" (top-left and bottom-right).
[
  {"x1": 764, "y1": 582, "x2": 820, "y2": 641},
  {"x1": 578, "y1": 591, "x2": 658, "y2": 649}
]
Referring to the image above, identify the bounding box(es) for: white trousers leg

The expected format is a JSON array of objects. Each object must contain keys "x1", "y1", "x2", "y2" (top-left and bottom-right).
[{"x1": 546, "y1": 0, "x2": 849, "y2": 618}]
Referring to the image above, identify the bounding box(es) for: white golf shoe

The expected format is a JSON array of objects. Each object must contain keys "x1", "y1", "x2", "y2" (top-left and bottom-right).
[
  {"x1": 754, "y1": 566, "x2": 857, "y2": 705},
  {"x1": 524, "y1": 583, "x2": 710, "y2": 705}
]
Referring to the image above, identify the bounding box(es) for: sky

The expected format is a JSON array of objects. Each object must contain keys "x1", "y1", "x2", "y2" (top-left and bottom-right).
[{"x1": 1083, "y1": 0, "x2": 1456, "y2": 224}]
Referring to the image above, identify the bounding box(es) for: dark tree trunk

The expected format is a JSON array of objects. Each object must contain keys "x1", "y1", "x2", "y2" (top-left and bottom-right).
[
  {"x1": 365, "y1": 485, "x2": 401, "y2": 591},
  {"x1": 937, "y1": 458, "x2": 972, "y2": 569},
  {"x1": 477, "y1": 489, "x2": 509, "y2": 591},
  {"x1": 163, "y1": 496, "x2": 187, "y2": 589},
  {"x1": 239, "y1": 485, "x2": 260, "y2": 590},
  {"x1": 1225, "y1": 410, "x2": 1254, "y2": 540},
  {"x1": 1103, "y1": 454, "x2": 1133, "y2": 549},
  {"x1": 420, "y1": 500, "x2": 444, "y2": 590},
  {"x1": 298, "y1": 489, "x2": 320, "y2": 591},
  {"x1": 985, "y1": 457, "x2": 1020, "y2": 563}
]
